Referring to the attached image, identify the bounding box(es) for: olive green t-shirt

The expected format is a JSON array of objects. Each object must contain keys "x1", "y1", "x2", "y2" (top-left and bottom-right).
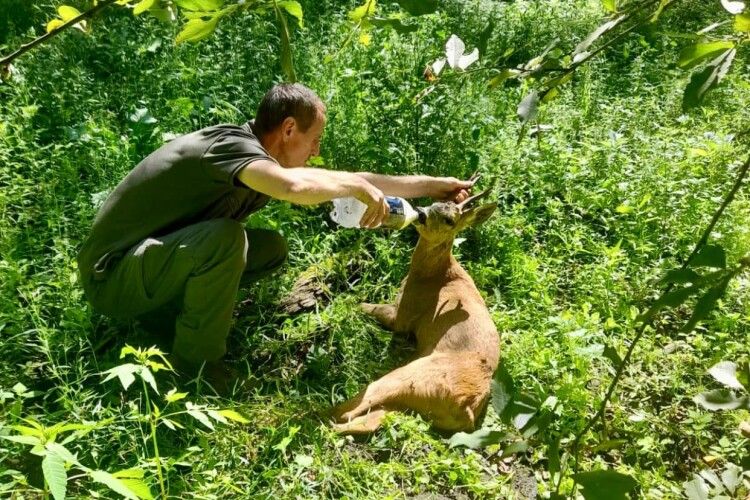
[{"x1": 78, "y1": 121, "x2": 276, "y2": 281}]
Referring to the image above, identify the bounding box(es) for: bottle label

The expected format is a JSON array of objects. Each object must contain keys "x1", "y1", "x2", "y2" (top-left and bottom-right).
[{"x1": 382, "y1": 197, "x2": 406, "y2": 229}]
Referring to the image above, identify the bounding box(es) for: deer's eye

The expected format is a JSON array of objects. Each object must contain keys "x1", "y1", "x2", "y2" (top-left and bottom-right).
[{"x1": 443, "y1": 215, "x2": 455, "y2": 226}]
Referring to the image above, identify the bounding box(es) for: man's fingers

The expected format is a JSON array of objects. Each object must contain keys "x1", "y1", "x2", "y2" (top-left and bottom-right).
[{"x1": 454, "y1": 189, "x2": 469, "y2": 203}]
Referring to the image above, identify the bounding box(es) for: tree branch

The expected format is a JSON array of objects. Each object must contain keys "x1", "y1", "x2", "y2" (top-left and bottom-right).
[{"x1": 0, "y1": 0, "x2": 119, "y2": 68}]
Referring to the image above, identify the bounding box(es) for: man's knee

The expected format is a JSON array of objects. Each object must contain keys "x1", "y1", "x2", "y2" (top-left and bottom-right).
[
  {"x1": 265, "y1": 230, "x2": 288, "y2": 270},
  {"x1": 198, "y1": 219, "x2": 248, "y2": 270},
  {"x1": 244, "y1": 229, "x2": 288, "y2": 278}
]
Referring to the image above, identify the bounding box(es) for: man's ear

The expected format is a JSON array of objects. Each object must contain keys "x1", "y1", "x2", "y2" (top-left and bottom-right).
[
  {"x1": 281, "y1": 116, "x2": 296, "y2": 140},
  {"x1": 459, "y1": 202, "x2": 498, "y2": 229}
]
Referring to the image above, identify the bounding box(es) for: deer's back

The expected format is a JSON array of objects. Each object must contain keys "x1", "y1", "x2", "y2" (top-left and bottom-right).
[{"x1": 395, "y1": 264, "x2": 500, "y2": 371}]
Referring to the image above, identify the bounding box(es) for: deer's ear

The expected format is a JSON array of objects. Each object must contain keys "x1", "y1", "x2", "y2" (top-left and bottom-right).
[{"x1": 460, "y1": 202, "x2": 497, "y2": 229}]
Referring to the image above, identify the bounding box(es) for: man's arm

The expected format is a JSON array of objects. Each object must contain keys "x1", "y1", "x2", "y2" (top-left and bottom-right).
[
  {"x1": 355, "y1": 172, "x2": 474, "y2": 202},
  {"x1": 237, "y1": 160, "x2": 389, "y2": 228}
]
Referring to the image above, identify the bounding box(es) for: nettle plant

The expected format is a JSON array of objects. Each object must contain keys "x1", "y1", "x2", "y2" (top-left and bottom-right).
[{"x1": 1, "y1": 345, "x2": 248, "y2": 499}]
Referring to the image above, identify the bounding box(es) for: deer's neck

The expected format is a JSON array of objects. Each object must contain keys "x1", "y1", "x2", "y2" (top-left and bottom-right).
[{"x1": 408, "y1": 238, "x2": 456, "y2": 279}]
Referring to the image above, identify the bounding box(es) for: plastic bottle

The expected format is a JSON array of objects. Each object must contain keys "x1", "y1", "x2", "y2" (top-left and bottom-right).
[{"x1": 330, "y1": 196, "x2": 422, "y2": 230}]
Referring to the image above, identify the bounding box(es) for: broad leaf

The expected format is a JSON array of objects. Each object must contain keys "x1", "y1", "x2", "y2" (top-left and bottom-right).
[
  {"x1": 689, "y1": 244, "x2": 727, "y2": 269},
  {"x1": 682, "y1": 48, "x2": 736, "y2": 111},
  {"x1": 572, "y1": 470, "x2": 638, "y2": 500},
  {"x1": 370, "y1": 17, "x2": 418, "y2": 34},
  {"x1": 721, "y1": 464, "x2": 741, "y2": 493},
  {"x1": 499, "y1": 440, "x2": 528, "y2": 458},
  {"x1": 133, "y1": 0, "x2": 158, "y2": 16},
  {"x1": 42, "y1": 453, "x2": 67, "y2": 500},
  {"x1": 477, "y1": 20, "x2": 494, "y2": 57},
  {"x1": 47, "y1": 19, "x2": 65, "y2": 33},
  {"x1": 638, "y1": 284, "x2": 702, "y2": 322},
  {"x1": 90, "y1": 470, "x2": 140, "y2": 499},
  {"x1": 102, "y1": 364, "x2": 139, "y2": 391},
  {"x1": 46, "y1": 442, "x2": 82, "y2": 468},
  {"x1": 487, "y1": 68, "x2": 520, "y2": 88},
  {"x1": 490, "y1": 363, "x2": 514, "y2": 416},
  {"x1": 396, "y1": 0, "x2": 438, "y2": 15},
  {"x1": 735, "y1": 13, "x2": 750, "y2": 32},
  {"x1": 680, "y1": 276, "x2": 730, "y2": 332},
  {"x1": 448, "y1": 428, "x2": 508, "y2": 449},
  {"x1": 602, "y1": 0, "x2": 616, "y2": 13},
  {"x1": 175, "y1": 16, "x2": 220, "y2": 44},
  {"x1": 276, "y1": 8, "x2": 296, "y2": 82},
  {"x1": 277, "y1": 1, "x2": 303, "y2": 28},
  {"x1": 165, "y1": 388, "x2": 188, "y2": 403},
  {"x1": 0, "y1": 434, "x2": 42, "y2": 445},
  {"x1": 683, "y1": 475, "x2": 709, "y2": 500},
  {"x1": 517, "y1": 90, "x2": 539, "y2": 125},
  {"x1": 679, "y1": 41, "x2": 735, "y2": 69},
  {"x1": 173, "y1": 0, "x2": 223, "y2": 10},
  {"x1": 445, "y1": 35, "x2": 479, "y2": 70},
  {"x1": 693, "y1": 389, "x2": 748, "y2": 410},
  {"x1": 349, "y1": 0, "x2": 376, "y2": 22},
  {"x1": 217, "y1": 409, "x2": 250, "y2": 424},
  {"x1": 573, "y1": 15, "x2": 626, "y2": 56},
  {"x1": 721, "y1": 0, "x2": 746, "y2": 14},
  {"x1": 187, "y1": 407, "x2": 214, "y2": 430},
  {"x1": 58, "y1": 5, "x2": 82, "y2": 22},
  {"x1": 661, "y1": 267, "x2": 701, "y2": 284},
  {"x1": 547, "y1": 435, "x2": 561, "y2": 474},
  {"x1": 708, "y1": 361, "x2": 743, "y2": 389}
]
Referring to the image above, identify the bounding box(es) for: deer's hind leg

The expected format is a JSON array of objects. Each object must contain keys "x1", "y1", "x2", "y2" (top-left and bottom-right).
[
  {"x1": 360, "y1": 303, "x2": 397, "y2": 331},
  {"x1": 332, "y1": 352, "x2": 492, "y2": 432}
]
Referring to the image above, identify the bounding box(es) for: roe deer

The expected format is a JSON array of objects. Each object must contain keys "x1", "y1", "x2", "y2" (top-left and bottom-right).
[{"x1": 332, "y1": 190, "x2": 500, "y2": 433}]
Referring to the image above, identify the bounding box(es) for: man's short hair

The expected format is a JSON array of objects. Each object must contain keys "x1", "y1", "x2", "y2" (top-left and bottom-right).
[{"x1": 254, "y1": 83, "x2": 325, "y2": 137}]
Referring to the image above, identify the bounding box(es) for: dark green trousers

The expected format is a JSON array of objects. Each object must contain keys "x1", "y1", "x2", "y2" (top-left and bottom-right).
[{"x1": 82, "y1": 219, "x2": 287, "y2": 363}]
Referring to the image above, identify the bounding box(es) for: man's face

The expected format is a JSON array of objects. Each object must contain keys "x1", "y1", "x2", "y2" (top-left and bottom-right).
[{"x1": 282, "y1": 108, "x2": 325, "y2": 167}]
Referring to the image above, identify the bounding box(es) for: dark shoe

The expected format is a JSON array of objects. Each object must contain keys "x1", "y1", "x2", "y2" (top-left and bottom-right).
[{"x1": 168, "y1": 354, "x2": 243, "y2": 397}]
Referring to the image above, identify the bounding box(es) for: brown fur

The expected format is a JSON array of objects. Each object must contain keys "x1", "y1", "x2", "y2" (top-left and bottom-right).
[{"x1": 331, "y1": 202, "x2": 501, "y2": 434}]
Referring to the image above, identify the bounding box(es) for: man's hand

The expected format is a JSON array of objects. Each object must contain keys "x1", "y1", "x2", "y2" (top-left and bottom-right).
[
  {"x1": 425, "y1": 177, "x2": 476, "y2": 203},
  {"x1": 355, "y1": 182, "x2": 389, "y2": 228}
]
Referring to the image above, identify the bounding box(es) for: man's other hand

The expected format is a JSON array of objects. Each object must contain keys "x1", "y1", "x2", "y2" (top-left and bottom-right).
[{"x1": 427, "y1": 177, "x2": 476, "y2": 203}]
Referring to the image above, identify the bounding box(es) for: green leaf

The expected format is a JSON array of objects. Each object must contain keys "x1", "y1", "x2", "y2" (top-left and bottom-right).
[
  {"x1": 487, "y1": 68, "x2": 520, "y2": 89},
  {"x1": 683, "y1": 475, "x2": 709, "y2": 500},
  {"x1": 349, "y1": 0, "x2": 376, "y2": 21},
  {"x1": 721, "y1": 0, "x2": 746, "y2": 14},
  {"x1": 573, "y1": 15, "x2": 626, "y2": 56},
  {"x1": 661, "y1": 268, "x2": 701, "y2": 284},
  {"x1": 680, "y1": 276, "x2": 730, "y2": 332},
  {"x1": 58, "y1": 5, "x2": 82, "y2": 22},
  {"x1": 47, "y1": 19, "x2": 66, "y2": 33},
  {"x1": 689, "y1": 244, "x2": 727, "y2": 269},
  {"x1": 102, "y1": 363, "x2": 139, "y2": 390},
  {"x1": 678, "y1": 41, "x2": 735, "y2": 69},
  {"x1": 517, "y1": 90, "x2": 539, "y2": 125},
  {"x1": 708, "y1": 361, "x2": 743, "y2": 389},
  {"x1": 735, "y1": 13, "x2": 750, "y2": 32},
  {"x1": 46, "y1": 442, "x2": 82, "y2": 468},
  {"x1": 369, "y1": 17, "x2": 418, "y2": 34},
  {"x1": 186, "y1": 406, "x2": 214, "y2": 430},
  {"x1": 217, "y1": 409, "x2": 250, "y2": 424},
  {"x1": 693, "y1": 389, "x2": 749, "y2": 410},
  {"x1": 175, "y1": 16, "x2": 220, "y2": 44},
  {"x1": 477, "y1": 20, "x2": 494, "y2": 57},
  {"x1": 602, "y1": 0, "x2": 616, "y2": 12},
  {"x1": 573, "y1": 470, "x2": 638, "y2": 500},
  {"x1": 137, "y1": 367, "x2": 159, "y2": 394},
  {"x1": 603, "y1": 344, "x2": 622, "y2": 366},
  {"x1": 277, "y1": 1, "x2": 303, "y2": 28},
  {"x1": 90, "y1": 470, "x2": 140, "y2": 499},
  {"x1": 547, "y1": 435, "x2": 561, "y2": 474},
  {"x1": 112, "y1": 468, "x2": 145, "y2": 480},
  {"x1": 499, "y1": 440, "x2": 528, "y2": 458},
  {"x1": 490, "y1": 363, "x2": 514, "y2": 416},
  {"x1": 42, "y1": 453, "x2": 67, "y2": 500},
  {"x1": 682, "y1": 48, "x2": 736, "y2": 111},
  {"x1": 275, "y1": 8, "x2": 296, "y2": 82},
  {"x1": 508, "y1": 396, "x2": 538, "y2": 430},
  {"x1": 396, "y1": 0, "x2": 438, "y2": 15},
  {"x1": 173, "y1": 0, "x2": 223, "y2": 10},
  {"x1": 650, "y1": 0, "x2": 672, "y2": 22},
  {"x1": 133, "y1": 0, "x2": 158, "y2": 16},
  {"x1": 0, "y1": 434, "x2": 42, "y2": 446},
  {"x1": 448, "y1": 428, "x2": 509, "y2": 449},
  {"x1": 638, "y1": 284, "x2": 702, "y2": 323},
  {"x1": 165, "y1": 388, "x2": 188, "y2": 403}
]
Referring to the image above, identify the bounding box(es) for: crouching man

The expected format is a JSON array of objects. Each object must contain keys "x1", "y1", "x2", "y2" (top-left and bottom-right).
[{"x1": 78, "y1": 83, "x2": 473, "y2": 388}]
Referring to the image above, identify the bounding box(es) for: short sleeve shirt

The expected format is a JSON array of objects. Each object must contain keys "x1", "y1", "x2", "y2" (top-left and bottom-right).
[{"x1": 77, "y1": 121, "x2": 276, "y2": 281}]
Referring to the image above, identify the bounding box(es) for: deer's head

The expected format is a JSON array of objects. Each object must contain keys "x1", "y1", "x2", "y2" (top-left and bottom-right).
[{"x1": 414, "y1": 188, "x2": 497, "y2": 243}]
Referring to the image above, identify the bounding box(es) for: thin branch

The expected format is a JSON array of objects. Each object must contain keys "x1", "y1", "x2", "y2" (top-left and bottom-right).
[
  {"x1": 0, "y1": 0, "x2": 119, "y2": 68},
  {"x1": 565, "y1": 153, "x2": 750, "y2": 486}
]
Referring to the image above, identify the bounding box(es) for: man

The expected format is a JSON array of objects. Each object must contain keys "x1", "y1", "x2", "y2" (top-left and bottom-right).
[{"x1": 78, "y1": 83, "x2": 474, "y2": 380}]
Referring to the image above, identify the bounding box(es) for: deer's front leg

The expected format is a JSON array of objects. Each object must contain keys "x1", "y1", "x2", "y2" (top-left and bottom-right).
[{"x1": 360, "y1": 303, "x2": 397, "y2": 331}]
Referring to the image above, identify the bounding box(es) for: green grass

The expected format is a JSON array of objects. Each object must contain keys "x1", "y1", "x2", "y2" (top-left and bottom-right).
[{"x1": 1, "y1": 0, "x2": 750, "y2": 497}]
